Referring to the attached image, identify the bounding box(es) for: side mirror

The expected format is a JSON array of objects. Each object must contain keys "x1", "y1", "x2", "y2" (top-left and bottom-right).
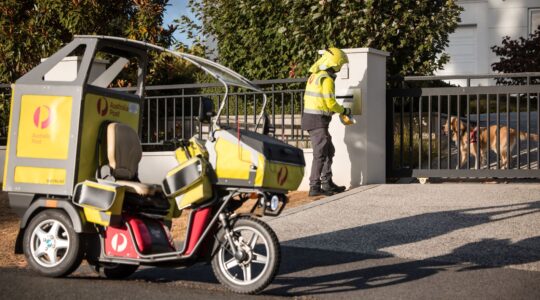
[
  {"x1": 197, "y1": 97, "x2": 215, "y2": 123},
  {"x1": 262, "y1": 113, "x2": 275, "y2": 136}
]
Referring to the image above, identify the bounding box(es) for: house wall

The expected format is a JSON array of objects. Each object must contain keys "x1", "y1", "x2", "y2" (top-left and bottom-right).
[{"x1": 438, "y1": 0, "x2": 540, "y2": 85}]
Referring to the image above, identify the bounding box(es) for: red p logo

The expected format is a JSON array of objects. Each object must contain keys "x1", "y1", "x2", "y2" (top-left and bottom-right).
[
  {"x1": 33, "y1": 105, "x2": 51, "y2": 129},
  {"x1": 277, "y1": 166, "x2": 288, "y2": 186},
  {"x1": 97, "y1": 97, "x2": 108, "y2": 116}
]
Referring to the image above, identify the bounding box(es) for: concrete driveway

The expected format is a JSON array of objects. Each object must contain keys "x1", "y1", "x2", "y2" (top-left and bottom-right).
[
  {"x1": 263, "y1": 183, "x2": 540, "y2": 298},
  {"x1": 268, "y1": 184, "x2": 540, "y2": 272}
]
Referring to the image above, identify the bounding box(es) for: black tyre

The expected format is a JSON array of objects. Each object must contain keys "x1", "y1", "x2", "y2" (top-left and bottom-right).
[
  {"x1": 23, "y1": 209, "x2": 84, "y2": 277},
  {"x1": 101, "y1": 263, "x2": 139, "y2": 279},
  {"x1": 211, "y1": 216, "x2": 281, "y2": 294}
]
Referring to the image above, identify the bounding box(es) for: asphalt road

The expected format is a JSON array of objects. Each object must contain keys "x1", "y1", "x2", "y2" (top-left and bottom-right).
[{"x1": 1, "y1": 245, "x2": 540, "y2": 299}]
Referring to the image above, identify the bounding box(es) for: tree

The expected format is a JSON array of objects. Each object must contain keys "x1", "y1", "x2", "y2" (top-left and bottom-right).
[
  {"x1": 0, "y1": 0, "x2": 177, "y2": 84},
  {"x1": 491, "y1": 26, "x2": 540, "y2": 81},
  {"x1": 179, "y1": 0, "x2": 462, "y2": 80}
]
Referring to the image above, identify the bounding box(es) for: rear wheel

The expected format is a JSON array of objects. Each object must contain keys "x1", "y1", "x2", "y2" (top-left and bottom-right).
[
  {"x1": 23, "y1": 210, "x2": 84, "y2": 277},
  {"x1": 211, "y1": 216, "x2": 280, "y2": 294}
]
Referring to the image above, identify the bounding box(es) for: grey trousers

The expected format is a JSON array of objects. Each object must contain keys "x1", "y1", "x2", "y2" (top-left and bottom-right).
[{"x1": 308, "y1": 127, "x2": 335, "y2": 187}]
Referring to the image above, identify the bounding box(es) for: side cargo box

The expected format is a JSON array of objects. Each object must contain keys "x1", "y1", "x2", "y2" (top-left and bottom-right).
[
  {"x1": 162, "y1": 156, "x2": 213, "y2": 210},
  {"x1": 73, "y1": 181, "x2": 126, "y2": 226}
]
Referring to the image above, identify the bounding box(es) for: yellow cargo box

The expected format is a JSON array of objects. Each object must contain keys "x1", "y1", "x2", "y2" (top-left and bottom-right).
[
  {"x1": 3, "y1": 37, "x2": 146, "y2": 197},
  {"x1": 174, "y1": 137, "x2": 209, "y2": 163},
  {"x1": 206, "y1": 128, "x2": 305, "y2": 193}
]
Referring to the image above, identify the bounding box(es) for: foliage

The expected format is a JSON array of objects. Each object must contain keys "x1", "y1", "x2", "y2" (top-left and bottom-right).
[
  {"x1": 392, "y1": 116, "x2": 436, "y2": 170},
  {"x1": 0, "y1": 0, "x2": 212, "y2": 143},
  {"x1": 0, "y1": 0, "x2": 178, "y2": 84},
  {"x1": 146, "y1": 44, "x2": 207, "y2": 86},
  {"x1": 491, "y1": 26, "x2": 540, "y2": 84},
  {"x1": 178, "y1": 0, "x2": 462, "y2": 80}
]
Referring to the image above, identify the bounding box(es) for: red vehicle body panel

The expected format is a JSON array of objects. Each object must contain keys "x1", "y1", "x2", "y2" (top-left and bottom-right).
[{"x1": 185, "y1": 207, "x2": 212, "y2": 255}]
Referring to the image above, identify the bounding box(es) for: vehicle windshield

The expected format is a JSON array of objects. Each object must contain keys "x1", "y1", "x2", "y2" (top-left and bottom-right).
[{"x1": 75, "y1": 35, "x2": 267, "y2": 130}]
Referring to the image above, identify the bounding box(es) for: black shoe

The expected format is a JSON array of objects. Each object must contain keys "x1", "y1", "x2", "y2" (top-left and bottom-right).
[
  {"x1": 309, "y1": 186, "x2": 335, "y2": 197},
  {"x1": 322, "y1": 180, "x2": 346, "y2": 193}
]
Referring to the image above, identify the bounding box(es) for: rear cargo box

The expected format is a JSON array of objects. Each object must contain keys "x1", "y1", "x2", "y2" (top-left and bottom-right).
[
  {"x1": 3, "y1": 37, "x2": 146, "y2": 197},
  {"x1": 206, "y1": 128, "x2": 305, "y2": 192}
]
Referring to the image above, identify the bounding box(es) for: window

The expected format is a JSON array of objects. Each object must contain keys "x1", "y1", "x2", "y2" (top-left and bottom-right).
[
  {"x1": 88, "y1": 49, "x2": 140, "y2": 89},
  {"x1": 43, "y1": 45, "x2": 86, "y2": 82},
  {"x1": 530, "y1": 8, "x2": 540, "y2": 34}
]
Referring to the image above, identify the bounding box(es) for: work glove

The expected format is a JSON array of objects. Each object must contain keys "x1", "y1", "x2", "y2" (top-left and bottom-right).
[{"x1": 342, "y1": 107, "x2": 352, "y2": 116}]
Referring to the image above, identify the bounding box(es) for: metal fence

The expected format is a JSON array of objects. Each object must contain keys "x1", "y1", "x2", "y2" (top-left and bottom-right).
[
  {"x1": 0, "y1": 84, "x2": 11, "y2": 145},
  {"x1": 387, "y1": 73, "x2": 540, "y2": 179},
  {"x1": 0, "y1": 79, "x2": 310, "y2": 149},
  {"x1": 135, "y1": 78, "x2": 310, "y2": 150}
]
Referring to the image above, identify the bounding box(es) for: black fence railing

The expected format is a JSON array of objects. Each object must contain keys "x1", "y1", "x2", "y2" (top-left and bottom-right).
[
  {"x1": 136, "y1": 78, "x2": 310, "y2": 150},
  {"x1": 387, "y1": 73, "x2": 540, "y2": 179},
  {"x1": 0, "y1": 79, "x2": 310, "y2": 150},
  {"x1": 0, "y1": 84, "x2": 11, "y2": 146}
]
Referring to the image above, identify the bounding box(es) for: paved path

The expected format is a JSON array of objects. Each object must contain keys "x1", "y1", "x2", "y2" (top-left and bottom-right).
[
  {"x1": 2, "y1": 183, "x2": 540, "y2": 299},
  {"x1": 268, "y1": 184, "x2": 540, "y2": 272}
]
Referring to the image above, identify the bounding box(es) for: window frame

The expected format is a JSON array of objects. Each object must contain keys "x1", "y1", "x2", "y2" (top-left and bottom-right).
[{"x1": 529, "y1": 8, "x2": 540, "y2": 35}]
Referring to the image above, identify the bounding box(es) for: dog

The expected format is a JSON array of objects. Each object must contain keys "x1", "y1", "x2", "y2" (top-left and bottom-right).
[{"x1": 442, "y1": 116, "x2": 538, "y2": 169}]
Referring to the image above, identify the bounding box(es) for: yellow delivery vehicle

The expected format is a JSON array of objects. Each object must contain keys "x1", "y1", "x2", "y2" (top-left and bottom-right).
[{"x1": 4, "y1": 36, "x2": 305, "y2": 294}]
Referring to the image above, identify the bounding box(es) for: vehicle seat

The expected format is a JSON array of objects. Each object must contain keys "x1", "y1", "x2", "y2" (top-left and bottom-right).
[{"x1": 100, "y1": 122, "x2": 169, "y2": 213}]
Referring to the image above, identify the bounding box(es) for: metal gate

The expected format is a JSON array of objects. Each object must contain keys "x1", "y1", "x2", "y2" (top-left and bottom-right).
[{"x1": 387, "y1": 73, "x2": 540, "y2": 179}]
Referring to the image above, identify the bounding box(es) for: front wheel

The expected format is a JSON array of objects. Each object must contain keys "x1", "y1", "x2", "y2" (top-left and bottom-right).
[
  {"x1": 23, "y1": 209, "x2": 84, "y2": 277},
  {"x1": 211, "y1": 216, "x2": 281, "y2": 294}
]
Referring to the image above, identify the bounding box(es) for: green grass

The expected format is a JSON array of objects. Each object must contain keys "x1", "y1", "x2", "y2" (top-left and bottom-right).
[{"x1": 392, "y1": 117, "x2": 439, "y2": 170}]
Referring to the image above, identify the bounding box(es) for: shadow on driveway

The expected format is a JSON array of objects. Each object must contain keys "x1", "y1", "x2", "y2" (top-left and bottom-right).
[
  {"x1": 267, "y1": 237, "x2": 540, "y2": 296},
  {"x1": 124, "y1": 201, "x2": 540, "y2": 296},
  {"x1": 283, "y1": 201, "x2": 540, "y2": 258},
  {"x1": 263, "y1": 201, "x2": 540, "y2": 296}
]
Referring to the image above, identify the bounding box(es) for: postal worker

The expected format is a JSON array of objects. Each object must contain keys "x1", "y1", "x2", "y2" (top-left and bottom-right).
[{"x1": 302, "y1": 47, "x2": 351, "y2": 197}]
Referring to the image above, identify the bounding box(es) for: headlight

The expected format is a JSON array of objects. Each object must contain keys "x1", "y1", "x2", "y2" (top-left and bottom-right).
[{"x1": 270, "y1": 195, "x2": 280, "y2": 211}]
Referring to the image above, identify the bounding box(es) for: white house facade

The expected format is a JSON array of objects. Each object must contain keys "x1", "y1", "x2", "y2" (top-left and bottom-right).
[{"x1": 437, "y1": 0, "x2": 540, "y2": 81}]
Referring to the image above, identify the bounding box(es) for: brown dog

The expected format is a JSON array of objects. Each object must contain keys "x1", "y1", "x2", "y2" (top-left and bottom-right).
[{"x1": 442, "y1": 116, "x2": 538, "y2": 169}]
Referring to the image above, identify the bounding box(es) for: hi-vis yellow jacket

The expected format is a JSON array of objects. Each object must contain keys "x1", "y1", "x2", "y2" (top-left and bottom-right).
[{"x1": 303, "y1": 70, "x2": 345, "y2": 116}]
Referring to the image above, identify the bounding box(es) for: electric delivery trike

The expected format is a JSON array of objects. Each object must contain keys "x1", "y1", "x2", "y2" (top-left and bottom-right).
[{"x1": 4, "y1": 36, "x2": 305, "y2": 294}]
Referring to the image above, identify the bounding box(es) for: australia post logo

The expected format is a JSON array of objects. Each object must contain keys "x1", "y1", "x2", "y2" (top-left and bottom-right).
[
  {"x1": 97, "y1": 97, "x2": 109, "y2": 116},
  {"x1": 33, "y1": 105, "x2": 52, "y2": 129},
  {"x1": 111, "y1": 233, "x2": 128, "y2": 253},
  {"x1": 97, "y1": 97, "x2": 131, "y2": 117},
  {"x1": 277, "y1": 166, "x2": 288, "y2": 186}
]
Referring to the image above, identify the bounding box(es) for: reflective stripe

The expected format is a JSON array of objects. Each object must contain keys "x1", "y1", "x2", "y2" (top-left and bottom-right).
[
  {"x1": 99, "y1": 211, "x2": 111, "y2": 223},
  {"x1": 303, "y1": 109, "x2": 333, "y2": 116},
  {"x1": 304, "y1": 91, "x2": 335, "y2": 99},
  {"x1": 313, "y1": 73, "x2": 330, "y2": 85},
  {"x1": 303, "y1": 70, "x2": 340, "y2": 115}
]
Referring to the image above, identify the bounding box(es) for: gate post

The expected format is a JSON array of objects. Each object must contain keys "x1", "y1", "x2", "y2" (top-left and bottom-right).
[{"x1": 300, "y1": 48, "x2": 389, "y2": 190}]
